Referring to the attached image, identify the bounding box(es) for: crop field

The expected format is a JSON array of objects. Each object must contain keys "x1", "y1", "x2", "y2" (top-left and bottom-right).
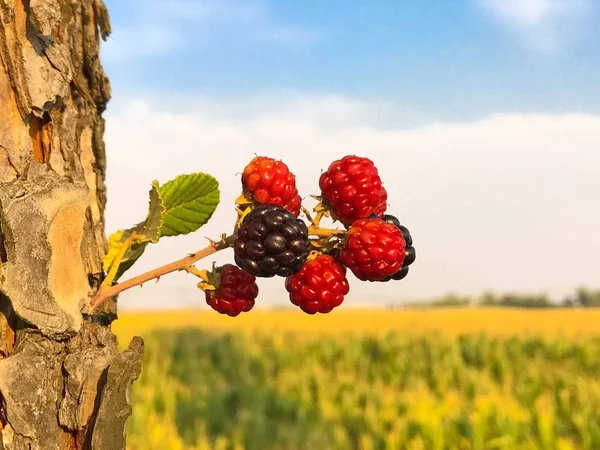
[{"x1": 114, "y1": 308, "x2": 600, "y2": 450}]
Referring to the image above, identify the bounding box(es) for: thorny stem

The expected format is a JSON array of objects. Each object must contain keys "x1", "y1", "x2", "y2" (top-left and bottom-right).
[{"x1": 90, "y1": 234, "x2": 236, "y2": 310}]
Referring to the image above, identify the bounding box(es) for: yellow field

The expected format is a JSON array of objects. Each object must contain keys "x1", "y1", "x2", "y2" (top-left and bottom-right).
[
  {"x1": 120, "y1": 307, "x2": 600, "y2": 449},
  {"x1": 113, "y1": 307, "x2": 600, "y2": 345}
]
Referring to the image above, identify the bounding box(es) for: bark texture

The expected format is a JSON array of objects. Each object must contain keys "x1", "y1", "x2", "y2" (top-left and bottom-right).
[{"x1": 0, "y1": 1, "x2": 142, "y2": 449}]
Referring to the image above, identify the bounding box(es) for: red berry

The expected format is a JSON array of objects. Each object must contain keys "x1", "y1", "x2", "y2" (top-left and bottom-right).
[
  {"x1": 340, "y1": 218, "x2": 406, "y2": 281},
  {"x1": 319, "y1": 155, "x2": 383, "y2": 224},
  {"x1": 242, "y1": 156, "x2": 301, "y2": 217},
  {"x1": 373, "y1": 185, "x2": 388, "y2": 217},
  {"x1": 205, "y1": 264, "x2": 258, "y2": 317},
  {"x1": 285, "y1": 255, "x2": 350, "y2": 314}
]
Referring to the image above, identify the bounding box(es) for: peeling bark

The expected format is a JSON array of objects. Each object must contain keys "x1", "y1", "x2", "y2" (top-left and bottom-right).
[{"x1": 0, "y1": 1, "x2": 141, "y2": 449}]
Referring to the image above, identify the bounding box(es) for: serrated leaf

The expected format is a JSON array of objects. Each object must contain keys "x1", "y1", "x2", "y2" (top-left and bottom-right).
[{"x1": 158, "y1": 172, "x2": 220, "y2": 237}]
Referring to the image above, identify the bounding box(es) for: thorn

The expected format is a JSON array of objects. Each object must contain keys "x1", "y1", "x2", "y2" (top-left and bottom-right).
[{"x1": 155, "y1": 276, "x2": 160, "y2": 284}]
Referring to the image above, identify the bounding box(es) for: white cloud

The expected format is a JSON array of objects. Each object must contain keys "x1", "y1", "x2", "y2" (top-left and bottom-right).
[
  {"x1": 474, "y1": 0, "x2": 591, "y2": 52},
  {"x1": 100, "y1": 0, "x2": 319, "y2": 62},
  {"x1": 103, "y1": 94, "x2": 600, "y2": 310}
]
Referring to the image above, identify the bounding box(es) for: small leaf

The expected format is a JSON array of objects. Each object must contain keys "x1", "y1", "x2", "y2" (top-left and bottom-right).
[{"x1": 158, "y1": 172, "x2": 220, "y2": 237}]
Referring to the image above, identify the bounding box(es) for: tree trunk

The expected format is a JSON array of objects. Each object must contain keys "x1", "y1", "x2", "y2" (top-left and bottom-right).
[{"x1": 0, "y1": 1, "x2": 143, "y2": 449}]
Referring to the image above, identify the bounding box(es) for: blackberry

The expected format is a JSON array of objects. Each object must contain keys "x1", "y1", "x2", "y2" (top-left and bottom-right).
[
  {"x1": 340, "y1": 218, "x2": 406, "y2": 281},
  {"x1": 205, "y1": 264, "x2": 258, "y2": 317},
  {"x1": 234, "y1": 205, "x2": 309, "y2": 278},
  {"x1": 319, "y1": 155, "x2": 383, "y2": 224},
  {"x1": 286, "y1": 255, "x2": 350, "y2": 314}
]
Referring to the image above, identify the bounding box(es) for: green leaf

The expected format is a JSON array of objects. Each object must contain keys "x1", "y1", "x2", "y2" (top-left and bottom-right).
[
  {"x1": 102, "y1": 182, "x2": 166, "y2": 281},
  {"x1": 158, "y1": 172, "x2": 220, "y2": 237},
  {"x1": 101, "y1": 173, "x2": 219, "y2": 282}
]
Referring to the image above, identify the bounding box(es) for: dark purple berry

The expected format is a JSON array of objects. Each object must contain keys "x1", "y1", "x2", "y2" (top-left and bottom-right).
[{"x1": 234, "y1": 205, "x2": 310, "y2": 278}]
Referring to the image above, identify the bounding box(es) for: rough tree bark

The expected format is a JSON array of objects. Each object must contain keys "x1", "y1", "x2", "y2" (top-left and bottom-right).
[{"x1": 0, "y1": 1, "x2": 143, "y2": 449}]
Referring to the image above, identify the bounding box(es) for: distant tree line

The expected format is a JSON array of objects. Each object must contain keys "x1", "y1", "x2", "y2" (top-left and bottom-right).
[{"x1": 402, "y1": 287, "x2": 600, "y2": 309}]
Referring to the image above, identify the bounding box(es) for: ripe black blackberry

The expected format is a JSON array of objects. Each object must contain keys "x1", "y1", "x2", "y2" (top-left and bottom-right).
[
  {"x1": 234, "y1": 205, "x2": 309, "y2": 278},
  {"x1": 375, "y1": 214, "x2": 417, "y2": 282}
]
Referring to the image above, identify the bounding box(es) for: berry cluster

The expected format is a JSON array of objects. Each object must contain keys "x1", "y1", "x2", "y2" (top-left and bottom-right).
[{"x1": 200, "y1": 154, "x2": 416, "y2": 316}]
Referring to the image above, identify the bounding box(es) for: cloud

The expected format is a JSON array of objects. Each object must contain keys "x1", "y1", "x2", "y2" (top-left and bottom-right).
[
  {"x1": 474, "y1": 0, "x2": 591, "y2": 52},
  {"x1": 103, "y1": 93, "x2": 600, "y2": 310},
  {"x1": 100, "y1": 0, "x2": 319, "y2": 62}
]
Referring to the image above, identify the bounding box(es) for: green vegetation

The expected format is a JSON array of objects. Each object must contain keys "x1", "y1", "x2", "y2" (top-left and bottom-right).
[
  {"x1": 127, "y1": 328, "x2": 600, "y2": 450},
  {"x1": 403, "y1": 287, "x2": 600, "y2": 309}
]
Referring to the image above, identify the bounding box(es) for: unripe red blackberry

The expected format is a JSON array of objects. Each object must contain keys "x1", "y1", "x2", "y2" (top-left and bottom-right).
[
  {"x1": 242, "y1": 156, "x2": 301, "y2": 216},
  {"x1": 340, "y1": 218, "x2": 406, "y2": 281},
  {"x1": 205, "y1": 264, "x2": 258, "y2": 317},
  {"x1": 285, "y1": 255, "x2": 350, "y2": 314},
  {"x1": 319, "y1": 155, "x2": 383, "y2": 224},
  {"x1": 234, "y1": 205, "x2": 309, "y2": 278}
]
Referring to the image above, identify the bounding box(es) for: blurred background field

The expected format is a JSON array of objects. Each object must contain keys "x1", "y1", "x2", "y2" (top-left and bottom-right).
[{"x1": 114, "y1": 307, "x2": 600, "y2": 450}]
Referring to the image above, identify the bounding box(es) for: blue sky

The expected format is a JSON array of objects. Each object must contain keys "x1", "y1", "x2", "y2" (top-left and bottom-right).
[
  {"x1": 102, "y1": 0, "x2": 599, "y2": 121},
  {"x1": 98, "y1": 1, "x2": 600, "y2": 309}
]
